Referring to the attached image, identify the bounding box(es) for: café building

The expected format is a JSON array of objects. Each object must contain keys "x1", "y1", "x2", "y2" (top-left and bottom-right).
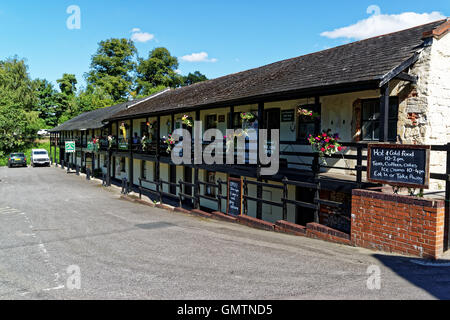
[{"x1": 50, "y1": 20, "x2": 450, "y2": 258}]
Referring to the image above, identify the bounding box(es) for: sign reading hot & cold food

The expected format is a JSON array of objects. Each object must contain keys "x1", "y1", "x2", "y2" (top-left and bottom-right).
[{"x1": 367, "y1": 144, "x2": 430, "y2": 189}]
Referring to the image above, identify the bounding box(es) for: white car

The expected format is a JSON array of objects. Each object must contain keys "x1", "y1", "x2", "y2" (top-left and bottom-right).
[
  {"x1": 37, "y1": 129, "x2": 49, "y2": 136},
  {"x1": 31, "y1": 149, "x2": 50, "y2": 167}
]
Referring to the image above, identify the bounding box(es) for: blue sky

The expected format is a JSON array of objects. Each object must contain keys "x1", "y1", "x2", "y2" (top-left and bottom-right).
[{"x1": 0, "y1": 1, "x2": 448, "y2": 90}]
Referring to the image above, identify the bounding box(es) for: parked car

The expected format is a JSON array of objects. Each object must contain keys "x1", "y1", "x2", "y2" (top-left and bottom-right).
[
  {"x1": 8, "y1": 153, "x2": 27, "y2": 168},
  {"x1": 37, "y1": 129, "x2": 49, "y2": 136},
  {"x1": 31, "y1": 149, "x2": 50, "y2": 167}
]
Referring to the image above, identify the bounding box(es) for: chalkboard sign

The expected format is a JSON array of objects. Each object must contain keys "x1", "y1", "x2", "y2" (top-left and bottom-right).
[
  {"x1": 367, "y1": 144, "x2": 430, "y2": 189},
  {"x1": 281, "y1": 110, "x2": 295, "y2": 122},
  {"x1": 227, "y1": 177, "x2": 242, "y2": 216}
]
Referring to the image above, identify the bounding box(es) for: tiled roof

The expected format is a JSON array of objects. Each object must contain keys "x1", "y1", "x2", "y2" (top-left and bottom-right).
[
  {"x1": 109, "y1": 19, "x2": 446, "y2": 120},
  {"x1": 48, "y1": 97, "x2": 149, "y2": 132}
]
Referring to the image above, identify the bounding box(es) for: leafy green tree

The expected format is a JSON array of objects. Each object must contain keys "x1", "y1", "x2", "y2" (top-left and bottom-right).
[
  {"x1": 136, "y1": 47, "x2": 182, "y2": 95},
  {"x1": 0, "y1": 58, "x2": 43, "y2": 153},
  {"x1": 57, "y1": 73, "x2": 77, "y2": 96},
  {"x1": 55, "y1": 73, "x2": 79, "y2": 123},
  {"x1": 76, "y1": 85, "x2": 115, "y2": 113},
  {"x1": 86, "y1": 38, "x2": 137, "y2": 101},
  {"x1": 33, "y1": 79, "x2": 58, "y2": 127},
  {"x1": 182, "y1": 71, "x2": 208, "y2": 86}
]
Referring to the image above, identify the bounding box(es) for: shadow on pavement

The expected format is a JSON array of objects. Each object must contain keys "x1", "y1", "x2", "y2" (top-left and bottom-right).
[{"x1": 373, "y1": 254, "x2": 450, "y2": 299}]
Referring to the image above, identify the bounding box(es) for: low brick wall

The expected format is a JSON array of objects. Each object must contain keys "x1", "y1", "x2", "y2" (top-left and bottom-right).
[
  {"x1": 237, "y1": 215, "x2": 275, "y2": 231},
  {"x1": 275, "y1": 220, "x2": 306, "y2": 236},
  {"x1": 351, "y1": 189, "x2": 446, "y2": 259},
  {"x1": 306, "y1": 222, "x2": 351, "y2": 245}
]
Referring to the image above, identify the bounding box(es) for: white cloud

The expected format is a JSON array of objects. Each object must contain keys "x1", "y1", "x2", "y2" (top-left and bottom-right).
[
  {"x1": 175, "y1": 69, "x2": 182, "y2": 74},
  {"x1": 321, "y1": 7, "x2": 445, "y2": 40},
  {"x1": 130, "y1": 28, "x2": 155, "y2": 43},
  {"x1": 180, "y1": 52, "x2": 218, "y2": 63}
]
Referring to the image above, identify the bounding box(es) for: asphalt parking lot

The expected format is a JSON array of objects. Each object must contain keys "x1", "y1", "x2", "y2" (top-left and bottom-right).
[{"x1": 0, "y1": 165, "x2": 449, "y2": 299}]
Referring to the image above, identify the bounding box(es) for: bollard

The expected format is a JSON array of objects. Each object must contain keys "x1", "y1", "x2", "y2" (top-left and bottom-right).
[
  {"x1": 61, "y1": 160, "x2": 65, "y2": 169},
  {"x1": 76, "y1": 165, "x2": 80, "y2": 176},
  {"x1": 67, "y1": 163, "x2": 70, "y2": 173},
  {"x1": 86, "y1": 168, "x2": 91, "y2": 180}
]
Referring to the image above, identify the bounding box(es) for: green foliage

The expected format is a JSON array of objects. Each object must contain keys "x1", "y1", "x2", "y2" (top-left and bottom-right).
[
  {"x1": 0, "y1": 41, "x2": 210, "y2": 159},
  {"x1": 32, "y1": 78, "x2": 58, "y2": 127},
  {"x1": 57, "y1": 73, "x2": 77, "y2": 96},
  {"x1": 0, "y1": 58, "x2": 42, "y2": 153},
  {"x1": 136, "y1": 47, "x2": 182, "y2": 95},
  {"x1": 0, "y1": 140, "x2": 58, "y2": 167},
  {"x1": 182, "y1": 71, "x2": 208, "y2": 86},
  {"x1": 86, "y1": 38, "x2": 137, "y2": 101}
]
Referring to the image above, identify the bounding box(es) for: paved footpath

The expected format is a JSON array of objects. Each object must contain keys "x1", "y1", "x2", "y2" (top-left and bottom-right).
[{"x1": 0, "y1": 166, "x2": 449, "y2": 299}]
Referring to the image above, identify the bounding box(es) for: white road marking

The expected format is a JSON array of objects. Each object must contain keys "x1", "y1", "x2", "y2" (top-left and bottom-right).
[{"x1": 1, "y1": 206, "x2": 66, "y2": 295}]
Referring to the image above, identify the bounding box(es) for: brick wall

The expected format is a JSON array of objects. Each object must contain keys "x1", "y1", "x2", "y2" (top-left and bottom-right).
[{"x1": 351, "y1": 189, "x2": 446, "y2": 259}]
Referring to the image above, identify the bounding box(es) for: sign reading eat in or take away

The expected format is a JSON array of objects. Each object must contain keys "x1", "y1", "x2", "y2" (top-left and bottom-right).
[{"x1": 367, "y1": 144, "x2": 430, "y2": 189}]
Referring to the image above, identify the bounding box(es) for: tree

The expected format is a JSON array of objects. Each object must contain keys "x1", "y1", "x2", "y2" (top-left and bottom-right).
[
  {"x1": 86, "y1": 38, "x2": 137, "y2": 101},
  {"x1": 136, "y1": 47, "x2": 182, "y2": 95},
  {"x1": 0, "y1": 58, "x2": 43, "y2": 154},
  {"x1": 33, "y1": 79, "x2": 58, "y2": 127},
  {"x1": 55, "y1": 73, "x2": 78, "y2": 123},
  {"x1": 182, "y1": 71, "x2": 208, "y2": 86},
  {"x1": 76, "y1": 85, "x2": 115, "y2": 114},
  {"x1": 57, "y1": 73, "x2": 77, "y2": 96}
]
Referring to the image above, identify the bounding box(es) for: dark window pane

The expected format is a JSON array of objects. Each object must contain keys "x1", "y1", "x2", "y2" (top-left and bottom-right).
[
  {"x1": 388, "y1": 120, "x2": 397, "y2": 141},
  {"x1": 299, "y1": 123, "x2": 315, "y2": 140},
  {"x1": 389, "y1": 101, "x2": 399, "y2": 119},
  {"x1": 362, "y1": 121, "x2": 373, "y2": 140},
  {"x1": 373, "y1": 121, "x2": 379, "y2": 140},
  {"x1": 362, "y1": 103, "x2": 373, "y2": 120}
]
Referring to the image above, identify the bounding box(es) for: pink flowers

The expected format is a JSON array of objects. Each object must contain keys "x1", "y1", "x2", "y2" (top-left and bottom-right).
[{"x1": 308, "y1": 131, "x2": 345, "y2": 158}]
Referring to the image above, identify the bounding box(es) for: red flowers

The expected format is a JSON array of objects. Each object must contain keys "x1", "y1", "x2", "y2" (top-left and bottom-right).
[{"x1": 308, "y1": 131, "x2": 344, "y2": 157}]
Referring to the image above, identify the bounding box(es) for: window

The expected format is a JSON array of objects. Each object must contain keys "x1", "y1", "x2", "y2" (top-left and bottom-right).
[
  {"x1": 205, "y1": 171, "x2": 216, "y2": 196},
  {"x1": 141, "y1": 160, "x2": 147, "y2": 179},
  {"x1": 361, "y1": 98, "x2": 398, "y2": 141},
  {"x1": 120, "y1": 157, "x2": 126, "y2": 172},
  {"x1": 205, "y1": 115, "x2": 217, "y2": 130},
  {"x1": 297, "y1": 104, "x2": 320, "y2": 140},
  {"x1": 140, "y1": 122, "x2": 148, "y2": 138}
]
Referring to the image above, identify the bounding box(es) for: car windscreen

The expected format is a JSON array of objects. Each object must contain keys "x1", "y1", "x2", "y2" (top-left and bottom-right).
[
  {"x1": 11, "y1": 153, "x2": 25, "y2": 157},
  {"x1": 33, "y1": 151, "x2": 48, "y2": 155}
]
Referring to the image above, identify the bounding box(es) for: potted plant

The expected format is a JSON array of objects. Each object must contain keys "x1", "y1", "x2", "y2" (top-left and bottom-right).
[
  {"x1": 181, "y1": 115, "x2": 193, "y2": 127},
  {"x1": 298, "y1": 107, "x2": 320, "y2": 119},
  {"x1": 308, "y1": 131, "x2": 345, "y2": 158},
  {"x1": 163, "y1": 134, "x2": 176, "y2": 154}
]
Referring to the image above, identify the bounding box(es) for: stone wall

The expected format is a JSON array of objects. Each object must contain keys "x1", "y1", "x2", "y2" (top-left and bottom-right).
[{"x1": 397, "y1": 32, "x2": 450, "y2": 192}]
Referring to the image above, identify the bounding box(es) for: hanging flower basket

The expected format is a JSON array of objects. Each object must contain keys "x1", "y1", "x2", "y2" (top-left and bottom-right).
[
  {"x1": 141, "y1": 135, "x2": 151, "y2": 151},
  {"x1": 298, "y1": 108, "x2": 320, "y2": 120},
  {"x1": 163, "y1": 134, "x2": 176, "y2": 154},
  {"x1": 107, "y1": 135, "x2": 116, "y2": 149},
  {"x1": 308, "y1": 132, "x2": 345, "y2": 157},
  {"x1": 181, "y1": 115, "x2": 193, "y2": 128}
]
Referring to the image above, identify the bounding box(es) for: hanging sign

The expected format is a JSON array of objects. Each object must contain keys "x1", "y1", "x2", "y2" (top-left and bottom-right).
[{"x1": 65, "y1": 141, "x2": 76, "y2": 153}]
